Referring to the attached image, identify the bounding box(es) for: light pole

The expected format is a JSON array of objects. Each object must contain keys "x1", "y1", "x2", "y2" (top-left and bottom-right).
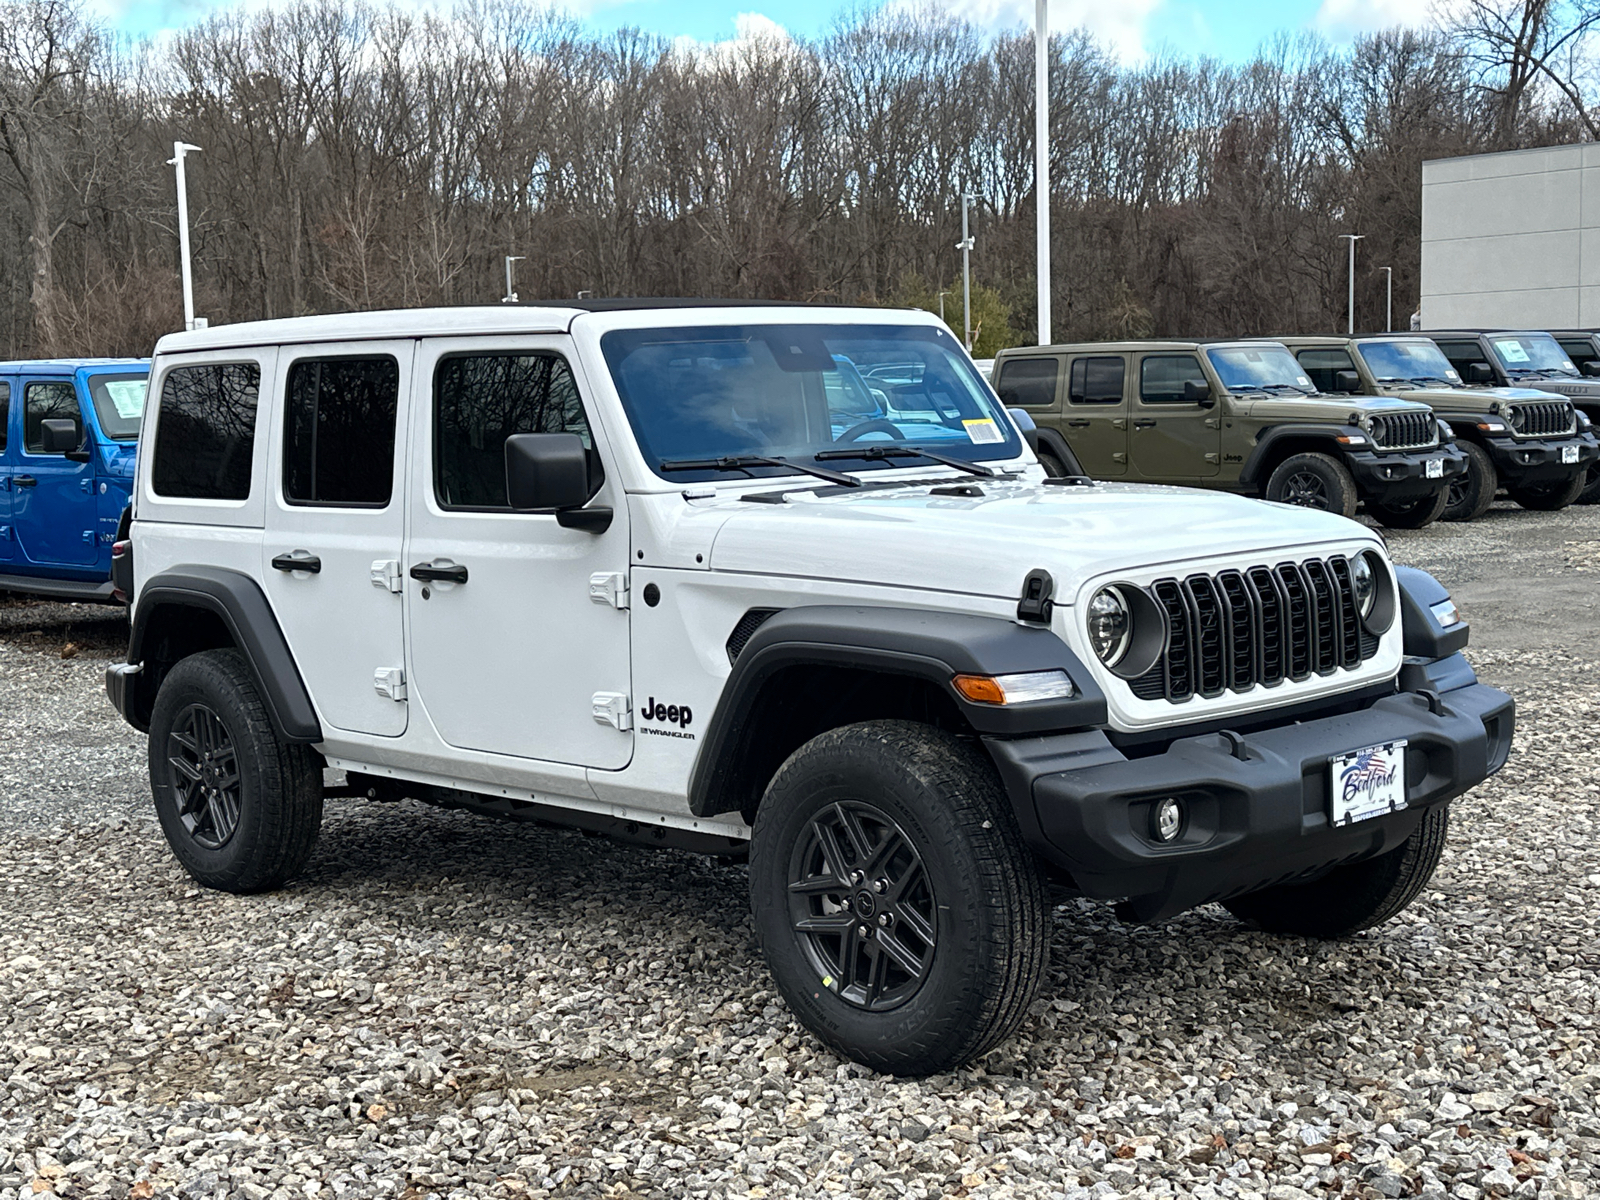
[
  {"x1": 502, "y1": 255, "x2": 525, "y2": 304},
  {"x1": 958, "y1": 193, "x2": 978, "y2": 351},
  {"x1": 167, "y1": 142, "x2": 203, "y2": 332},
  {"x1": 1379, "y1": 266, "x2": 1392, "y2": 332},
  {"x1": 1035, "y1": 0, "x2": 1050, "y2": 345},
  {"x1": 937, "y1": 290, "x2": 951, "y2": 323},
  {"x1": 1339, "y1": 233, "x2": 1364, "y2": 335}
]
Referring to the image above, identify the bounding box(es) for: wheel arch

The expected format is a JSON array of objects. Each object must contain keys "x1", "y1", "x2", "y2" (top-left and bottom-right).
[
  {"x1": 1239, "y1": 426, "x2": 1358, "y2": 489},
  {"x1": 687, "y1": 605, "x2": 1107, "y2": 820},
  {"x1": 121, "y1": 566, "x2": 322, "y2": 743},
  {"x1": 1024, "y1": 426, "x2": 1085, "y2": 476}
]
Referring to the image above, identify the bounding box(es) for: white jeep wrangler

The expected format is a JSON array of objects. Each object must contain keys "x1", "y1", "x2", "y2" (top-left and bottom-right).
[{"x1": 107, "y1": 302, "x2": 1514, "y2": 1075}]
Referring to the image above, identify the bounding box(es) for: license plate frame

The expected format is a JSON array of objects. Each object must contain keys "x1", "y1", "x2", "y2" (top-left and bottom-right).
[
  {"x1": 1329, "y1": 740, "x2": 1408, "y2": 827},
  {"x1": 1562, "y1": 444, "x2": 1580, "y2": 464},
  {"x1": 1425, "y1": 458, "x2": 1444, "y2": 479}
]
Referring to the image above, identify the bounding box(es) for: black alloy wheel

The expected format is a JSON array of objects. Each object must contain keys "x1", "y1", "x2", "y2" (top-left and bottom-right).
[
  {"x1": 1446, "y1": 472, "x2": 1470, "y2": 511},
  {"x1": 1281, "y1": 470, "x2": 1330, "y2": 508},
  {"x1": 166, "y1": 702, "x2": 243, "y2": 850},
  {"x1": 786, "y1": 800, "x2": 937, "y2": 1012}
]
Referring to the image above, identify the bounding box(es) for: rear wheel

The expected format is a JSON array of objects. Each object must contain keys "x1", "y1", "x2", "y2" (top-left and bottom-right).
[
  {"x1": 1578, "y1": 458, "x2": 1600, "y2": 505},
  {"x1": 1264, "y1": 453, "x2": 1358, "y2": 519},
  {"x1": 1038, "y1": 449, "x2": 1068, "y2": 478},
  {"x1": 749, "y1": 721, "x2": 1047, "y2": 1076},
  {"x1": 1508, "y1": 470, "x2": 1586, "y2": 511},
  {"x1": 1224, "y1": 805, "x2": 1449, "y2": 937},
  {"x1": 148, "y1": 649, "x2": 324, "y2": 893},
  {"x1": 1367, "y1": 487, "x2": 1448, "y2": 529},
  {"x1": 1443, "y1": 441, "x2": 1496, "y2": 521}
]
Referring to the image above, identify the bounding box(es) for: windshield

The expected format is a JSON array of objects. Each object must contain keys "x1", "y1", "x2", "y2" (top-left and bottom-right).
[
  {"x1": 1355, "y1": 340, "x2": 1461, "y2": 387},
  {"x1": 1486, "y1": 334, "x2": 1578, "y2": 377},
  {"x1": 601, "y1": 323, "x2": 1021, "y2": 482},
  {"x1": 86, "y1": 372, "x2": 148, "y2": 440},
  {"x1": 1204, "y1": 345, "x2": 1316, "y2": 394}
]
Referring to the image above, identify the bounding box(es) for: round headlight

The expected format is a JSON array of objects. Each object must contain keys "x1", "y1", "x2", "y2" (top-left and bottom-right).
[
  {"x1": 1088, "y1": 587, "x2": 1131, "y2": 667},
  {"x1": 1508, "y1": 406, "x2": 1526, "y2": 432},
  {"x1": 1351, "y1": 553, "x2": 1376, "y2": 618}
]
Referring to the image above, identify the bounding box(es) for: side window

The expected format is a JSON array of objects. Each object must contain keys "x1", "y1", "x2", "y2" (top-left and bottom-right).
[
  {"x1": 1559, "y1": 339, "x2": 1598, "y2": 368},
  {"x1": 1434, "y1": 341, "x2": 1483, "y2": 375},
  {"x1": 1139, "y1": 355, "x2": 1206, "y2": 403},
  {"x1": 993, "y1": 358, "x2": 1059, "y2": 407},
  {"x1": 1296, "y1": 348, "x2": 1355, "y2": 393},
  {"x1": 151, "y1": 363, "x2": 261, "y2": 501},
  {"x1": 434, "y1": 353, "x2": 594, "y2": 510},
  {"x1": 1068, "y1": 356, "x2": 1126, "y2": 405},
  {"x1": 24, "y1": 381, "x2": 80, "y2": 453},
  {"x1": 284, "y1": 357, "x2": 399, "y2": 507},
  {"x1": 0, "y1": 383, "x2": 8, "y2": 453}
]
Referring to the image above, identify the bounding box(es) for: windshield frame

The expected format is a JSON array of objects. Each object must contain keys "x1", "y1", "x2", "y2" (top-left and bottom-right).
[
  {"x1": 1352, "y1": 338, "x2": 1463, "y2": 388},
  {"x1": 1484, "y1": 333, "x2": 1579, "y2": 377},
  {"x1": 84, "y1": 371, "x2": 149, "y2": 441},
  {"x1": 599, "y1": 321, "x2": 1023, "y2": 485},
  {"x1": 1203, "y1": 344, "x2": 1317, "y2": 395}
]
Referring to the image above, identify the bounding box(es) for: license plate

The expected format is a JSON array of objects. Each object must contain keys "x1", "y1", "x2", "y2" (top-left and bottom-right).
[
  {"x1": 1329, "y1": 741, "x2": 1408, "y2": 826},
  {"x1": 1563, "y1": 444, "x2": 1580, "y2": 464},
  {"x1": 1425, "y1": 458, "x2": 1444, "y2": 479}
]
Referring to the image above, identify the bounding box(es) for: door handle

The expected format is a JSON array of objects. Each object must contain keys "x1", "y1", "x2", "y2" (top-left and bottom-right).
[
  {"x1": 1133, "y1": 419, "x2": 1157, "y2": 429},
  {"x1": 1065, "y1": 419, "x2": 1090, "y2": 428},
  {"x1": 272, "y1": 552, "x2": 322, "y2": 574},
  {"x1": 13, "y1": 475, "x2": 36, "y2": 488},
  {"x1": 410, "y1": 561, "x2": 468, "y2": 584}
]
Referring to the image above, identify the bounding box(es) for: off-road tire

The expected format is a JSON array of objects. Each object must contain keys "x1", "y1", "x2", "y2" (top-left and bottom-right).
[
  {"x1": 1508, "y1": 470, "x2": 1586, "y2": 511},
  {"x1": 148, "y1": 649, "x2": 324, "y2": 893},
  {"x1": 1263, "y1": 453, "x2": 1358, "y2": 519},
  {"x1": 1367, "y1": 487, "x2": 1449, "y2": 530},
  {"x1": 749, "y1": 720, "x2": 1048, "y2": 1075},
  {"x1": 1037, "y1": 449, "x2": 1068, "y2": 478},
  {"x1": 1223, "y1": 805, "x2": 1449, "y2": 938},
  {"x1": 1443, "y1": 441, "x2": 1496, "y2": 522},
  {"x1": 1579, "y1": 459, "x2": 1600, "y2": 505}
]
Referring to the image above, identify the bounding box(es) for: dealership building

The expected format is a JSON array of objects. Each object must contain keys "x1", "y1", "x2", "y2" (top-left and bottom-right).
[{"x1": 1421, "y1": 142, "x2": 1600, "y2": 328}]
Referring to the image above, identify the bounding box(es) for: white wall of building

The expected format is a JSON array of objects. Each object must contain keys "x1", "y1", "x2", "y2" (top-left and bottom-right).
[{"x1": 1421, "y1": 142, "x2": 1600, "y2": 328}]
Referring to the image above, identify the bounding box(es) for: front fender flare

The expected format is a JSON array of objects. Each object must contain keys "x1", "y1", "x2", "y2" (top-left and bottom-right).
[{"x1": 1239, "y1": 425, "x2": 1362, "y2": 488}]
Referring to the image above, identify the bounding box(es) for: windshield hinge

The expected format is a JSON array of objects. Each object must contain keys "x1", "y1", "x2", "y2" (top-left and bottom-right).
[
  {"x1": 1017, "y1": 568, "x2": 1055, "y2": 625},
  {"x1": 589, "y1": 572, "x2": 629, "y2": 609}
]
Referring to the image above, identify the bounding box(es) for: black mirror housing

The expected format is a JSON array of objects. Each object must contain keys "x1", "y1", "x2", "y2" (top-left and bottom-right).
[
  {"x1": 504, "y1": 432, "x2": 593, "y2": 512},
  {"x1": 1468, "y1": 362, "x2": 1494, "y2": 384},
  {"x1": 1582, "y1": 361, "x2": 1600, "y2": 377},
  {"x1": 1334, "y1": 370, "x2": 1361, "y2": 394},
  {"x1": 40, "y1": 418, "x2": 81, "y2": 454},
  {"x1": 1183, "y1": 379, "x2": 1214, "y2": 406}
]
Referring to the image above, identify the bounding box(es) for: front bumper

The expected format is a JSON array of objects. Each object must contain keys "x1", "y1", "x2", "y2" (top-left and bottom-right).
[
  {"x1": 1483, "y1": 432, "x2": 1599, "y2": 483},
  {"x1": 986, "y1": 668, "x2": 1513, "y2": 922},
  {"x1": 1345, "y1": 444, "x2": 1467, "y2": 501}
]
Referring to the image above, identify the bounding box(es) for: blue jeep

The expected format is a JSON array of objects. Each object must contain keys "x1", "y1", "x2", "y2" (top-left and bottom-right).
[{"x1": 0, "y1": 359, "x2": 149, "y2": 601}]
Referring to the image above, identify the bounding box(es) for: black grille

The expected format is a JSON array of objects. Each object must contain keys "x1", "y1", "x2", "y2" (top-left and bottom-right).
[
  {"x1": 1128, "y1": 555, "x2": 1379, "y2": 703},
  {"x1": 1508, "y1": 400, "x2": 1575, "y2": 437},
  {"x1": 1370, "y1": 411, "x2": 1436, "y2": 449},
  {"x1": 726, "y1": 608, "x2": 781, "y2": 664}
]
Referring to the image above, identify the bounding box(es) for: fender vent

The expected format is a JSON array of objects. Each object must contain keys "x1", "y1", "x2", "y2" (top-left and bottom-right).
[{"x1": 726, "y1": 608, "x2": 782, "y2": 665}]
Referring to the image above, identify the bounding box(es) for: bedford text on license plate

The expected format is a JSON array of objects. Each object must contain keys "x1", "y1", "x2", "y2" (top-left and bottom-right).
[{"x1": 1329, "y1": 740, "x2": 1408, "y2": 826}]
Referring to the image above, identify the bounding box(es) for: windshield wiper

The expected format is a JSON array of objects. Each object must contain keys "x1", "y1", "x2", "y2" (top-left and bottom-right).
[
  {"x1": 815, "y1": 444, "x2": 1000, "y2": 478},
  {"x1": 659, "y1": 455, "x2": 863, "y2": 488},
  {"x1": 1407, "y1": 376, "x2": 1459, "y2": 387},
  {"x1": 1240, "y1": 383, "x2": 1314, "y2": 395}
]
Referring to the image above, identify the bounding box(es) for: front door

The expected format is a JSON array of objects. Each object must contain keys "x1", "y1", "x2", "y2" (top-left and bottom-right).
[
  {"x1": 1062, "y1": 353, "x2": 1129, "y2": 476},
  {"x1": 263, "y1": 343, "x2": 411, "y2": 738},
  {"x1": 14, "y1": 378, "x2": 97, "y2": 568},
  {"x1": 1130, "y1": 353, "x2": 1221, "y2": 480},
  {"x1": 404, "y1": 338, "x2": 633, "y2": 769}
]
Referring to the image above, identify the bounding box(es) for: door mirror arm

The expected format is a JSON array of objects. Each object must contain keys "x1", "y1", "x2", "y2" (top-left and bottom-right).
[{"x1": 64, "y1": 447, "x2": 93, "y2": 464}]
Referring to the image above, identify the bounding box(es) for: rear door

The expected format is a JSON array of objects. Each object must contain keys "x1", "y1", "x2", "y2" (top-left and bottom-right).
[
  {"x1": 14, "y1": 376, "x2": 97, "y2": 567},
  {"x1": 262, "y1": 342, "x2": 412, "y2": 738},
  {"x1": 0, "y1": 380, "x2": 12, "y2": 562},
  {"x1": 1130, "y1": 352, "x2": 1220, "y2": 479},
  {"x1": 1062, "y1": 353, "x2": 1129, "y2": 476}
]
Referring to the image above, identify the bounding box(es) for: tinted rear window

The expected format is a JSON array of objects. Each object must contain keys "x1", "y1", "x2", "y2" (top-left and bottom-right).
[
  {"x1": 994, "y1": 358, "x2": 1059, "y2": 407},
  {"x1": 284, "y1": 357, "x2": 399, "y2": 507},
  {"x1": 151, "y1": 364, "x2": 261, "y2": 500}
]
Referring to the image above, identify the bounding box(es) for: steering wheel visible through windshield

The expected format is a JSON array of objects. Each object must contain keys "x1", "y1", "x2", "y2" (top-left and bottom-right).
[
  {"x1": 1204, "y1": 345, "x2": 1317, "y2": 394},
  {"x1": 600, "y1": 323, "x2": 1021, "y2": 482}
]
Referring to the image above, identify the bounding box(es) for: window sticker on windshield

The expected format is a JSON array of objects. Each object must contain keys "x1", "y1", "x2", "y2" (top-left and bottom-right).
[
  {"x1": 1563, "y1": 361, "x2": 1576, "y2": 371},
  {"x1": 1297, "y1": 375, "x2": 1313, "y2": 387},
  {"x1": 104, "y1": 380, "x2": 145, "y2": 419},
  {"x1": 1494, "y1": 339, "x2": 1531, "y2": 364},
  {"x1": 962, "y1": 418, "x2": 1005, "y2": 444}
]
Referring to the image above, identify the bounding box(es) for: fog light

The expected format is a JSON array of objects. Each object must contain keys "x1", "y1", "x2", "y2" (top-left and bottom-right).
[{"x1": 1153, "y1": 797, "x2": 1184, "y2": 843}]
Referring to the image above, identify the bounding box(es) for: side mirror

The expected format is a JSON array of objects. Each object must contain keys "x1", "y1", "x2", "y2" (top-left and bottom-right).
[
  {"x1": 1007, "y1": 407, "x2": 1037, "y2": 433},
  {"x1": 1183, "y1": 379, "x2": 1215, "y2": 407},
  {"x1": 1582, "y1": 361, "x2": 1600, "y2": 378},
  {"x1": 40, "y1": 418, "x2": 84, "y2": 456},
  {"x1": 1334, "y1": 370, "x2": 1361, "y2": 394},
  {"x1": 1468, "y1": 362, "x2": 1494, "y2": 384},
  {"x1": 504, "y1": 432, "x2": 611, "y2": 532}
]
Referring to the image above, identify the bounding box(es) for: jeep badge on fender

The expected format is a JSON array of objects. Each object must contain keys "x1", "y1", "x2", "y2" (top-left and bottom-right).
[{"x1": 106, "y1": 300, "x2": 1514, "y2": 1079}]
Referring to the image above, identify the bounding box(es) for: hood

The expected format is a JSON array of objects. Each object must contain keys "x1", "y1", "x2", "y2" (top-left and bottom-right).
[
  {"x1": 1230, "y1": 394, "x2": 1429, "y2": 421},
  {"x1": 707, "y1": 478, "x2": 1373, "y2": 600},
  {"x1": 1500, "y1": 376, "x2": 1600, "y2": 401},
  {"x1": 1377, "y1": 383, "x2": 1566, "y2": 409}
]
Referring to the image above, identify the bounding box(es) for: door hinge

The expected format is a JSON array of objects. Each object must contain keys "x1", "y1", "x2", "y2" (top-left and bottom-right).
[
  {"x1": 370, "y1": 559, "x2": 403, "y2": 593},
  {"x1": 591, "y1": 692, "x2": 632, "y2": 730},
  {"x1": 1204, "y1": 452, "x2": 1220, "y2": 463},
  {"x1": 80, "y1": 479, "x2": 92, "y2": 493},
  {"x1": 373, "y1": 666, "x2": 407, "y2": 701},
  {"x1": 1112, "y1": 452, "x2": 1127, "y2": 463},
  {"x1": 82, "y1": 530, "x2": 94, "y2": 544},
  {"x1": 589, "y1": 572, "x2": 629, "y2": 609}
]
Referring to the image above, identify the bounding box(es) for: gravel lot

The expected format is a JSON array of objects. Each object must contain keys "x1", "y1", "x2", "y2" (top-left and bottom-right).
[{"x1": 0, "y1": 501, "x2": 1596, "y2": 1200}]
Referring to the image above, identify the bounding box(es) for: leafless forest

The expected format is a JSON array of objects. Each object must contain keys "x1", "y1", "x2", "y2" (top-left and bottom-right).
[{"x1": 0, "y1": 0, "x2": 1595, "y2": 358}]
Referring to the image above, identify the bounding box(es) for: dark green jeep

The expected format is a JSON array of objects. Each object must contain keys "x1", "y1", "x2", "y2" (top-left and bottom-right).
[
  {"x1": 1280, "y1": 335, "x2": 1599, "y2": 520},
  {"x1": 992, "y1": 340, "x2": 1465, "y2": 529}
]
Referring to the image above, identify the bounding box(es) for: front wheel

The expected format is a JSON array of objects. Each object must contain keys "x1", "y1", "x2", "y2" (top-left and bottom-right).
[
  {"x1": 749, "y1": 721, "x2": 1047, "y2": 1075},
  {"x1": 1443, "y1": 441, "x2": 1496, "y2": 521},
  {"x1": 1224, "y1": 805, "x2": 1448, "y2": 937},
  {"x1": 1038, "y1": 449, "x2": 1069, "y2": 478},
  {"x1": 1508, "y1": 470, "x2": 1586, "y2": 511},
  {"x1": 148, "y1": 649, "x2": 324, "y2": 893},
  {"x1": 1368, "y1": 487, "x2": 1449, "y2": 529},
  {"x1": 1264, "y1": 453, "x2": 1359, "y2": 518},
  {"x1": 1578, "y1": 459, "x2": 1600, "y2": 505}
]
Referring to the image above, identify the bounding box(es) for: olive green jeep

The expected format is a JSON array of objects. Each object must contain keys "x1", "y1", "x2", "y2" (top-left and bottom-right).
[
  {"x1": 1279, "y1": 334, "x2": 1599, "y2": 520},
  {"x1": 991, "y1": 340, "x2": 1465, "y2": 529}
]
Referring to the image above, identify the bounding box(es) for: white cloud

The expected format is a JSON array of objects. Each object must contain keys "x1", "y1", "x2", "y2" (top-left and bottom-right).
[
  {"x1": 930, "y1": 0, "x2": 1164, "y2": 62},
  {"x1": 671, "y1": 9, "x2": 797, "y2": 61},
  {"x1": 1312, "y1": 0, "x2": 1435, "y2": 41}
]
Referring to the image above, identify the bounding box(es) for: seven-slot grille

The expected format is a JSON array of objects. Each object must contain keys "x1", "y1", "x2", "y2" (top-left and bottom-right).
[
  {"x1": 1508, "y1": 400, "x2": 1576, "y2": 437},
  {"x1": 1369, "y1": 411, "x2": 1436, "y2": 449},
  {"x1": 1128, "y1": 555, "x2": 1380, "y2": 703}
]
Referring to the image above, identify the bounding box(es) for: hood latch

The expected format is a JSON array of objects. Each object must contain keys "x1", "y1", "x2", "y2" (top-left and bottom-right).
[{"x1": 1017, "y1": 568, "x2": 1055, "y2": 625}]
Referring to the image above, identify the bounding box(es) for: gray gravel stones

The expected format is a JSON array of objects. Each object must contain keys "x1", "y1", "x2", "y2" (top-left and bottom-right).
[{"x1": 0, "y1": 504, "x2": 1597, "y2": 1199}]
